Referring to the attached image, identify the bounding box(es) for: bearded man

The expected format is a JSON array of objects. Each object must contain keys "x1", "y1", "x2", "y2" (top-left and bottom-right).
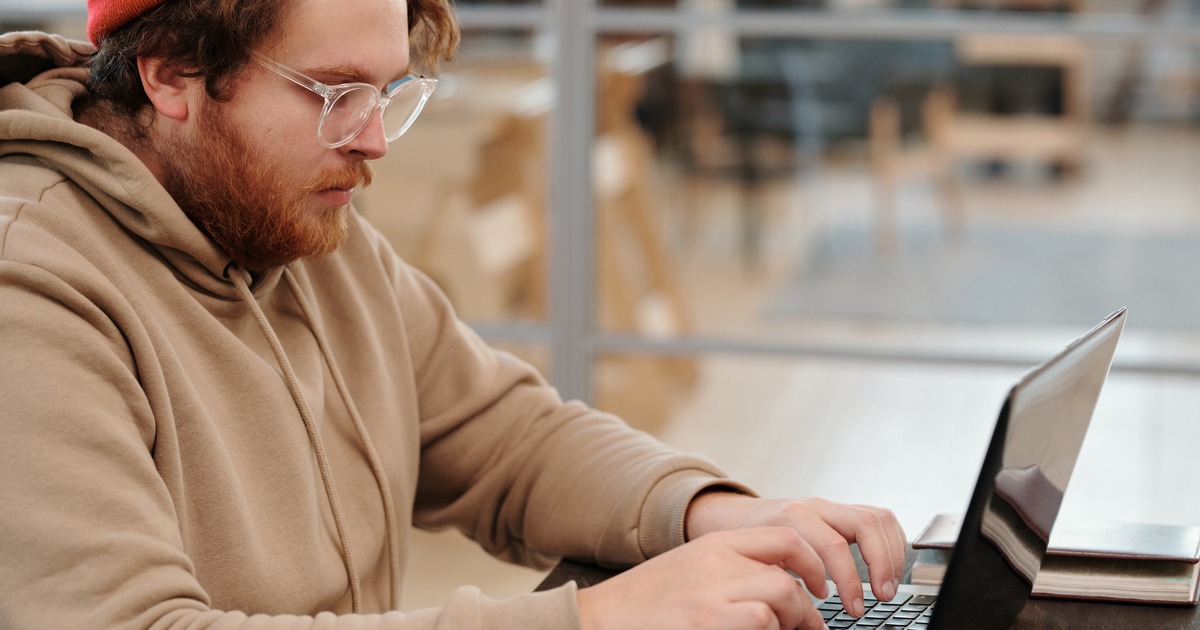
[{"x1": 0, "y1": 1, "x2": 905, "y2": 628}]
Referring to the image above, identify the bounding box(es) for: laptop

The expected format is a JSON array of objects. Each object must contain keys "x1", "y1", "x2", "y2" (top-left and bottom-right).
[{"x1": 816, "y1": 307, "x2": 1127, "y2": 629}]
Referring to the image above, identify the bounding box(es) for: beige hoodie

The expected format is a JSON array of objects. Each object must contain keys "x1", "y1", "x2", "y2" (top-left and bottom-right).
[{"x1": 0, "y1": 31, "x2": 748, "y2": 629}]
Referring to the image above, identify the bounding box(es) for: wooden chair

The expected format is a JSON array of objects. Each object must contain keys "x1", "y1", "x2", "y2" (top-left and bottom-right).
[
  {"x1": 869, "y1": 29, "x2": 1090, "y2": 254},
  {"x1": 944, "y1": 33, "x2": 1091, "y2": 171},
  {"x1": 870, "y1": 84, "x2": 965, "y2": 255}
]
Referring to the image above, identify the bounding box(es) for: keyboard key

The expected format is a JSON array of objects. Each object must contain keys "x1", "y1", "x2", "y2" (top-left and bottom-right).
[
  {"x1": 814, "y1": 585, "x2": 936, "y2": 630},
  {"x1": 909, "y1": 594, "x2": 938, "y2": 606}
]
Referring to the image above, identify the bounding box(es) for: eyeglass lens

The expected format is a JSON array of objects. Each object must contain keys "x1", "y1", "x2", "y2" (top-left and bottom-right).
[{"x1": 321, "y1": 83, "x2": 429, "y2": 146}]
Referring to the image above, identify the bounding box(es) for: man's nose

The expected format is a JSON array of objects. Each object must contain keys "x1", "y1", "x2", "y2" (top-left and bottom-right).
[{"x1": 341, "y1": 108, "x2": 389, "y2": 160}]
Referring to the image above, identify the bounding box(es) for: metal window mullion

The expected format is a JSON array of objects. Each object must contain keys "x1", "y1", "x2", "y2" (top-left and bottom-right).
[
  {"x1": 589, "y1": 333, "x2": 1200, "y2": 377},
  {"x1": 590, "y1": 7, "x2": 1200, "y2": 43},
  {"x1": 547, "y1": 0, "x2": 598, "y2": 404}
]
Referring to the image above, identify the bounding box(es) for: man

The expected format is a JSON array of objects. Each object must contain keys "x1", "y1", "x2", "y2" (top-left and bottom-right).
[{"x1": 0, "y1": 0, "x2": 905, "y2": 627}]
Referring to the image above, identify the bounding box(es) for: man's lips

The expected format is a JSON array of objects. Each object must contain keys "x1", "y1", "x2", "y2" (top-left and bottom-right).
[
  {"x1": 315, "y1": 186, "x2": 356, "y2": 206},
  {"x1": 308, "y1": 165, "x2": 369, "y2": 207}
]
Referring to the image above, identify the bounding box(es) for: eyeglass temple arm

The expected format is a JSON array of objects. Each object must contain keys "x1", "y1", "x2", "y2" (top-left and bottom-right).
[{"x1": 252, "y1": 52, "x2": 331, "y2": 98}]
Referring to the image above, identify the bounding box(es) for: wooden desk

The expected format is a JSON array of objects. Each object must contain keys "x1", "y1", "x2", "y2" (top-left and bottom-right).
[{"x1": 537, "y1": 555, "x2": 1200, "y2": 629}]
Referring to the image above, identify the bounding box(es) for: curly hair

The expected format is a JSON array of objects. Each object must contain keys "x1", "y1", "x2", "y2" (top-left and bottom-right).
[{"x1": 88, "y1": 0, "x2": 459, "y2": 133}]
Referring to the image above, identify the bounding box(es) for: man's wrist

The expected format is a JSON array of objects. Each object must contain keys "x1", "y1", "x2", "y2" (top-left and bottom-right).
[{"x1": 684, "y1": 488, "x2": 755, "y2": 541}]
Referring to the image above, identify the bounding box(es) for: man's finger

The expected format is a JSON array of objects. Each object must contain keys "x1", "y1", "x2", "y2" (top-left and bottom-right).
[
  {"x1": 808, "y1": 501, "x2": 905, "y2": 602},
  {"x1": 720, "y1": 527, "x2": 829, "y2": 599},
  {"x1": 724, "y1": 568, "x2": 814, "y2": 630},
  {"x1": 814, "y1": 534, "x2": 866, "y2": 617},
  {"x1": 848, "y1": 506, "x2": 905, "y2": 601}
]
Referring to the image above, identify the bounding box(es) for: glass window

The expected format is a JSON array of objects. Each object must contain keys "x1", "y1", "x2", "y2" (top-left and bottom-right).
[
  {"x1": 588, "y1": 32, "x2": 1200, "y2": 368},
  {"x1": 356, "y1": 31, "x2": 552, "y2": 327}
]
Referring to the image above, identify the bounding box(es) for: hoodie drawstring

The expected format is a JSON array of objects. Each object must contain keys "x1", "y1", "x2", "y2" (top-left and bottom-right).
[
  {"x1": 227, "y1": 265, "x2": 364, "y2": 612},
  {"x1": 283, "y1": 268, "x2": 403, "y2": 611}
]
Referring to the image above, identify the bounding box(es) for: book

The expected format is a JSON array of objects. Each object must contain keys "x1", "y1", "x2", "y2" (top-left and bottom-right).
[{"x1": 911, "y1": 513, "x2": 1200, "y2": 606}]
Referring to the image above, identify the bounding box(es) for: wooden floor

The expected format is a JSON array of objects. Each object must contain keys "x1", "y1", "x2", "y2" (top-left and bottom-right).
[{"x1": 401, "y1": 124, "x2": 1200, "y2": 610}]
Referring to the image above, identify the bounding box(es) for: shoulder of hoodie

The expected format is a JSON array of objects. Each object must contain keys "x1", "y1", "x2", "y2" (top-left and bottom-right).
[
  {"x1": 0, "y1": 153, "x2": 80, "y2": 257},
  {"x1": 0, "y1": 31, "x2": 95, "y2": 260}
]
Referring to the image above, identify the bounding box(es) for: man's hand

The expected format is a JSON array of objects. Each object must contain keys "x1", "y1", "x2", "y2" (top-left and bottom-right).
[
  {"x1": 576, "y1": 527, "x2": 831, "y2": 630},
  {"x1": 686, "y1": 493, "x2": 906, "y2": 618}
]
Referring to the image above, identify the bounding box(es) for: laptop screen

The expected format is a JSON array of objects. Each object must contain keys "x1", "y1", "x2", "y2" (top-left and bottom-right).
[{"x1": 930, "y1": 308, "x2": 1126, "y2": 629}]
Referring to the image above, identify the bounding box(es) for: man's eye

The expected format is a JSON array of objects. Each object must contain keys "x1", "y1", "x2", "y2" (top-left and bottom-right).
[{"x1": 385, "y1": 77, "x2": 412, "y2": 92}]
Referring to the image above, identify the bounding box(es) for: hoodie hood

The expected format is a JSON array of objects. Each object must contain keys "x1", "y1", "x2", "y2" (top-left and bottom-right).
[{"x1": 0, "y1": 30, "x2": 279, "y2": 297}]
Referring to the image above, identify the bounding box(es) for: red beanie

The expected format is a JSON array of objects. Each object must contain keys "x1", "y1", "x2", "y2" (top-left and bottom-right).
[{"x1": 87, "y1": 0, "x2": 168, "y2": 45}]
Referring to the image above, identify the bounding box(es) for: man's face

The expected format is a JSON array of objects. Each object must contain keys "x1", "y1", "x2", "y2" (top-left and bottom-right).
[
  {"x1": 161, "y1": 99, "x2": 373, "y2": 271},
  {"x1": 161, "y1": 0, "x2": 411, "y2": 271}
]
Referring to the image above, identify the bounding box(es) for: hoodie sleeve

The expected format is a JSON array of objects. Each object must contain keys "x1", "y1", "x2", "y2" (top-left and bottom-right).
[{"x1": 374, "y1": 231, "x2": 755, "y2": 568}]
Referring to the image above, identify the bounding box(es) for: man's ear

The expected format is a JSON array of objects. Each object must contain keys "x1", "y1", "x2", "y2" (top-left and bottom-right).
[{"x1": 136, "y1": 57, "x2": 194, "y2": 122}]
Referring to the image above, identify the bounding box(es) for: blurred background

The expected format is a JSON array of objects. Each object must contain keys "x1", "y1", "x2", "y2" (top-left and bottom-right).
[{"x1": 6, "y1": 0, "x2": 1200, "y2": 610}]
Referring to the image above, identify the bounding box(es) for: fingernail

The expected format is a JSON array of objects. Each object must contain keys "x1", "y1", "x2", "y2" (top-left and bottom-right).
[
  {"x1": 853, "y1": 597, "x2": 865, "y2": 617},
  {"x1": 890, "y1": 578, "x2": 900, "y2": 600}
]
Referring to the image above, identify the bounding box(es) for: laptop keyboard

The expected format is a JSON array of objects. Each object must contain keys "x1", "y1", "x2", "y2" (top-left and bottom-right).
[{"x1": 814, "y1": 592, "x2": 937, "y2": 629}]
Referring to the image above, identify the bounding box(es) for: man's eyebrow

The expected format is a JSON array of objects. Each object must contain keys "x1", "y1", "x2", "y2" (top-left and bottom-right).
[
  {"x1": 307, "y1": 64, "x2": 411, "y2": 87},
  {"x1": 307, "y1": 64, "x2": 369, "y2": 83}
]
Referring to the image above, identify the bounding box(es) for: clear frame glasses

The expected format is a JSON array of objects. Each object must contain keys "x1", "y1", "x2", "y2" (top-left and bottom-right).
[{"x1": 253, "y1": 52, "x2": 438, "y2": 149}]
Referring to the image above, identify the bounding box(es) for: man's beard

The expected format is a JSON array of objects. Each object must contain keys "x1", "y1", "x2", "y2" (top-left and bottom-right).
[{"x1": 160, "y1": 101, "x2": 373, "y2": 272}]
